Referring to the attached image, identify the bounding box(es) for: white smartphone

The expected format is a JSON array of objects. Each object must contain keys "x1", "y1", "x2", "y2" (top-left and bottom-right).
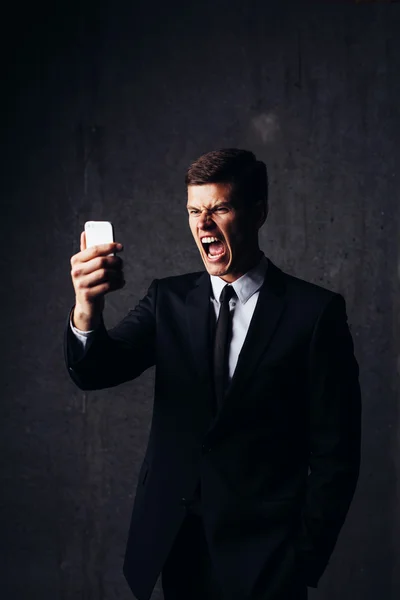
[{"x1": 84, "y1": 221, "x2": 115, "y2": 254}]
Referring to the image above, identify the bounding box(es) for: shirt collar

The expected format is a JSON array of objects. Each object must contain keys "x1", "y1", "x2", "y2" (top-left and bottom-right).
[{"x1": 210, "y1": 254, "x2": 268, "y2": 305}]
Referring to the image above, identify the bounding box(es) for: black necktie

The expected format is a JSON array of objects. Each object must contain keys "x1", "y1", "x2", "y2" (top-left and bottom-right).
[{"x1": 213, "y1": 285, "x2": 235, "y2": 408}]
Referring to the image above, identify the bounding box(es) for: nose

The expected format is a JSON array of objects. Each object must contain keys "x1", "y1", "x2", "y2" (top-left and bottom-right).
[{"x1": 198, "y1": 210, "x2": 214, "y2": 231}]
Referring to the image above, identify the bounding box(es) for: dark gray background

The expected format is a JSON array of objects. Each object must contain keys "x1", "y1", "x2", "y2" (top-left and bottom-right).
[{"x1": 1, "y1": 1, "x2": 399, "y2": 598}]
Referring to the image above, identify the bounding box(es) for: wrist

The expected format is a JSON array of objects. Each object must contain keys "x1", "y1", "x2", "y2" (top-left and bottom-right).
[{"x1": 73, "y1": 303, "x2": 102, "y2": 332}]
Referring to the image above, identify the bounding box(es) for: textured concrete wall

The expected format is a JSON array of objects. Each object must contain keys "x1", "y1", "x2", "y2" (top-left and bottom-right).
[{"x1": 1, "y1": 1, "x2": 399, "y2": 598}]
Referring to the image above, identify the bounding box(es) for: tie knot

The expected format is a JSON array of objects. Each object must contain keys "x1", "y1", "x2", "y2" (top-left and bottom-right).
[{"x1": 219, "y1": 285, "x2": 235, "y2": 304}]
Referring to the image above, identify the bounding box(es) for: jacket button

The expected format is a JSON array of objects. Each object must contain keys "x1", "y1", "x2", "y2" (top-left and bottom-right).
[{"x1": 180, "y1": 497, "x2": 187, "y2": 506}]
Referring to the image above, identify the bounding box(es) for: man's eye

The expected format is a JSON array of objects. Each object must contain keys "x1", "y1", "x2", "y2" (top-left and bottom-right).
[{"x1": 215, "y1": 207, "x2": 228, "y2": 212}]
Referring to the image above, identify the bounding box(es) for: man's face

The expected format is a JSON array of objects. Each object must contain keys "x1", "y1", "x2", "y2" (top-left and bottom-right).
[{"x1": 187, "y1": 183, "x2": 263, "y2": 282}]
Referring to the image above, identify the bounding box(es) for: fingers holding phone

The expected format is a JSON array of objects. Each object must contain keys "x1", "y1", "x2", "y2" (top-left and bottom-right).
[{"x1": 70, "y1": 221, "x2": 125, "y2": 330}]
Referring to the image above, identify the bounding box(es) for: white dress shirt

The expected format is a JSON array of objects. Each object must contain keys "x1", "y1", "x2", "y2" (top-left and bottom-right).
[
  {"x1": 70, "y1": 255, "x2": 268, "y2": 380},
  {"x1": 209, "y1": 255, "x2": 268, "y2": 381}
]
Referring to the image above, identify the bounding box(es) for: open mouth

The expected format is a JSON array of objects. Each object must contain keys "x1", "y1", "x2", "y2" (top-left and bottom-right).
[{"x1": 201, "y1": 236, "x2": 226, "y2": 261}]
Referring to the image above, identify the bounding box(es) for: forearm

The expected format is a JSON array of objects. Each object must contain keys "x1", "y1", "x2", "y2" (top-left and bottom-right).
[
  {"x1": 298, "y1": 293, "x2": 362, "y2": 583},
  {"x1": 66, "y1": 323, "x2": 142, "y2": 390},
  {"x1": 302, "y1": 418, "x2": 361, "y2": 556},
  {"x1": 65, "y1": 280, "x2": 158, "y2": 390}
]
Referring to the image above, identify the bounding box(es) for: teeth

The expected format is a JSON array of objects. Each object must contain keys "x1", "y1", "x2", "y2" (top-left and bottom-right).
[{"x1": 201, "y1": 236, "x2": 219, "y2": 243}]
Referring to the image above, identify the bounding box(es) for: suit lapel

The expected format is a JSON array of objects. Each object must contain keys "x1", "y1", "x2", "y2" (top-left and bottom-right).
[
  {"x1": 185, "y1": 261, "x2": 286, "y2": 417},
  {"x1": 185, "y1": 272, "x2": 214, "y2": 397},
  {"x1": 224, "y1": 259, "x2": 286, "y2": 403}
]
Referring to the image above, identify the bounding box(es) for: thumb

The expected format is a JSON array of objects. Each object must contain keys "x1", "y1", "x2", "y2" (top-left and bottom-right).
[{"x1": 80, "y1": 231, "x2": 87, "y2": 252}]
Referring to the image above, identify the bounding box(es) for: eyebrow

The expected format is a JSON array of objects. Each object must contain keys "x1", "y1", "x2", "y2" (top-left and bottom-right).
[{"x1": 186, "y1": 201, "x2": 231, "y2": 210}]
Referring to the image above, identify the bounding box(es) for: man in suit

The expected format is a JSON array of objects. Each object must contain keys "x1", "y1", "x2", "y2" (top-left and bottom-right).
[{"x1": 65, "y1": 149, "x2": 361, "y2": 600}]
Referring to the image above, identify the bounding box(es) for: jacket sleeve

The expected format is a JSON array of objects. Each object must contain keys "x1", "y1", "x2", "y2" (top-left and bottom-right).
[
  {"x1": 64, "y1": 279, "x2": 158, "y2": 390},
  {"x1": 298, "y1": 293, "x2": 362, "y2": 586}
]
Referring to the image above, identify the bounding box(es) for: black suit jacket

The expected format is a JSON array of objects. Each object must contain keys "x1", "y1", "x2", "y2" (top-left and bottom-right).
[{"x1": 64, "y1": 259, "x2": 361, "y2": 600}]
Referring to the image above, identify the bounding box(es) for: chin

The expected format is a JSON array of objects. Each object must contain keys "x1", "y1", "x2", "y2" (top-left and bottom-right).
[{"x1": 201, "y1": 256, "x2": 232, "y2": 277}]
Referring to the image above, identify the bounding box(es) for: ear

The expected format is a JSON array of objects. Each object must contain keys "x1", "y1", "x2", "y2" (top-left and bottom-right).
[{"x1": 256, "y1": 199, "x2": 268, "y2": 229}]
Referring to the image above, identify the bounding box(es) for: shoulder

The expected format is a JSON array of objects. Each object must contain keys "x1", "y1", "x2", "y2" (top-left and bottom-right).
[
  {"x1": 280, "y1": 269, "x2": 337, "y2": 302},
  {"x1": 269, "y1": 260, "x2": 345, "y2": 320}
]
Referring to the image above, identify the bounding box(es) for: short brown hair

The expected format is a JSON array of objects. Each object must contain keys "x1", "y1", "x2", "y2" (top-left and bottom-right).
[{"x1": 185, "y1": 148, "x2": 268, "y2": 211}]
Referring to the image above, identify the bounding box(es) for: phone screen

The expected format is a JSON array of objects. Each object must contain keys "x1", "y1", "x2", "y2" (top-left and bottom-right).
[{"x1": 84, "y1": 221, "x2": 114, "y2": 248}]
